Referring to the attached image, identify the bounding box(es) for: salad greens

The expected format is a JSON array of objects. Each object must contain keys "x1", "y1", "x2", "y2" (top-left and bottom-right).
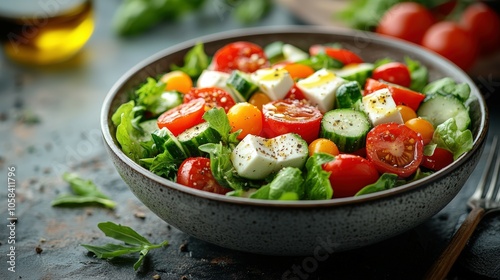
[
  {"x1": 171, "y1": 42, "x2": 210, "y2": 79},
  {"x1": 81, "y1": 222, "x2": 168, "y2": 271},
  {"x1": 52, "y1": 173, "x2": 116, "y2": 209}
]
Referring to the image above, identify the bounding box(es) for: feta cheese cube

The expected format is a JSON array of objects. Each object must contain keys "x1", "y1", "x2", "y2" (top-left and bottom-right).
[
  {"x1": 296, "y1": 69, "x2": 346, "y2": 112},
  {"x1": 362, "y1": 88, "x2": 403, "y2": 126},
  {"x1": 250, "y1": 68, "x2": 294, "y2": 100}
]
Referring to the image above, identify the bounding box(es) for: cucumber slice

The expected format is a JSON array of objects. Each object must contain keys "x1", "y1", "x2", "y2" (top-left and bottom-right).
[
  {"x1": 320, "y1": 109, "x2": 371, "y2": 153},
  {"x1": 282, "y1": 44, "x2": 309, "y2": 62},
  {"x1": 334, "y1": 63, "x2": 374, "y2": 86},
  {"x1": 264, "y1": 41, "x2": 285, "y2": 64},
  {"x1": 335, "y1": 81, "x2": 363, "y2": 110},
  {"x1": 152, "y1": 127, "x2": 187, "y2": 159},
  {"x1": 226, "y1": 70, "x2": 259, "y2": 102},
  {"x1": 178, "y1": 122, "x2": 221, "y2": 157},
  {"x1": 417, "y1": 94, "x2": 470, "y2": 131}
]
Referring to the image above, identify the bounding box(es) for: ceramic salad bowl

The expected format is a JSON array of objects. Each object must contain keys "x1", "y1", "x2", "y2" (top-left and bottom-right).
[{"x1": 101, "y1": 26, "x2": 488, "y2": 256}]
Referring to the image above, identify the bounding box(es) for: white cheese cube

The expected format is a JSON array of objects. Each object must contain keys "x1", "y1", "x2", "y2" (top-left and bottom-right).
[
  {"x1": 362, "y1": 88, "x2": 404, "y2": 126},
  {"x1": 196, "y1": 70, "x2": 231, "y2": 92},
  {"x1": 296, "y1": 69, "x2": 346, "y2": 112},
  {"x1": 271, "y1": 133, "x2": 308, "y2": 172},
  {"x1": 231, "y1": 135, "x2": 276, "y2": 180},
  {"x1": 250, "y1": 68, "x2": 294, "y2": 100}
]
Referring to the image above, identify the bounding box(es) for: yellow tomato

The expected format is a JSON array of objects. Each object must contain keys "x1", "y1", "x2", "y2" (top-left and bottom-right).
[
  {"x1": 397, "y1": 105, "x2": 417, "y2": 123},
  {"x1": 283, "y1": 63, "x2": 315, "y2": 80},
  {"x1": 248, "y1": 92, "x2": 271, "y2": 111},
  {"x1": 160, "y1": 70, "x2": 193, "y2": 94},
  {"x1": 308, "y1": 138, "x2": 340, "y2": 156},
  {"x1": 227, "y1": 102, "x2": 263, "y2": 140},
  {"x1": 405, "y1": 117, "x2": 434, "y2": 145}
]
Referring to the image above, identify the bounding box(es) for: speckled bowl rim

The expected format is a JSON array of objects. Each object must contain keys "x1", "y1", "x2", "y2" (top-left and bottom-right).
[{"x1": 101, "y1": 25, "x2": 489, "y2": 208}]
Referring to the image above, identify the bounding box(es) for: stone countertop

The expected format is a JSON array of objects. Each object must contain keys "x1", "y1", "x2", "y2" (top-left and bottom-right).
[{"x1": 1, "y1": 1, "x2": 500, "y2": 279}]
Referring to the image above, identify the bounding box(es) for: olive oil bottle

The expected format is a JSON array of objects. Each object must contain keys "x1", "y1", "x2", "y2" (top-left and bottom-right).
[{"x1": 0, "y1": 0, "x2": 94, "y2": 65}]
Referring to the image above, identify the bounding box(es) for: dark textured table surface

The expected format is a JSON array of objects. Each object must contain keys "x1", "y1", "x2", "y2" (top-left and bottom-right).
[{"x1": 1, "y1": 1, "x2": 500, "y2": 279}]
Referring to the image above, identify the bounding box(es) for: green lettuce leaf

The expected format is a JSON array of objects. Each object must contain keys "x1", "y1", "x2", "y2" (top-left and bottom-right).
[
  {"x1": 432, "y1": 118, "x2": 473, "y2": 160},
  {"x1": 267, "y1": 167, "x2": 304, "y2": 200},
  {"x1": 303, "y1": 153, "x2": 335, "y2": 200},
  {"x1": 405, "y1": 56, "x2": 429, "y2": 92},
  {"x1": 422, "y1": 77, "x2": 470, "y2": 102},
  {"x1": 355, "y1": 173, "x2": 398, "y2": 196},
  {"x1": 171, "y1": 42, "x2": 209, "y2": 79},
  {"x1": 112, "y1": 101, "x2": 146, "y2": 162}
]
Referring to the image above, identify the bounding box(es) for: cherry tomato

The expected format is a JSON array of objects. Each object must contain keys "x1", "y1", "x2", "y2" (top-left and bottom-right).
[
  {"x1": 366, "y1": 123, "x2": 424, "y2": 178},
  {"x1": 405, "y1": 117, "x2": 434, "y2": 145},
  {"x1": 397, "y1": 105, "x2": 417, "y2": 123},
  {"x1": 460, "y1": 3, "x2": 500, "y2": 54},
  {"x1": 364, "y1": 78, "x2": 425, "y2": 111},
  {"x1": 376, "y1": 2, "x2": 435, "y2": 44},
  {"x1": 226, "y1": 102, "x2": 263, "y2": 140},
  {"x1": 309, "y1": 45, "x2": 363, "y2": 65},
  {"x1": 157, "y1": 98, "x2": 206, "y2": 136},
  {"x1": 421, "y1": 147, "x2": 454, "y2": 171},
  {"x1": 308, "y1": 138, "x2": 340, "y2": 157},
  {"x1": 177, "y1": 157, "x2": 230, "y2": 195},
  {"x1": 283, "y1": 63, "x2": 315, "y2": 80},
  {"x1": 371, "y1": 62, "x2": 412, "y2": 88},
  {"x1": 284, "y1": 84, "x2": 307, "y2": 100},
  {"x1": 421, "y1": 22, "x2": 478, "y2": 71},
  {"x1": 160, "y1": 70, "x2": 193, "y2": 94},
  {"x1": 262, "y1": 99, "x2": 323, "y2": 143},
  {"x1": 183, "y1": 87, "x2": 236, "y2": 112},
  {"x1": 210, "y1": 41, "x2": 269, "y2": 73},
  {"x1": 248, "y1": 92, "x2": 272, "y2": 111},
  {"x1": 323, "y1": 154, "x2": 380, "y2": 198}
]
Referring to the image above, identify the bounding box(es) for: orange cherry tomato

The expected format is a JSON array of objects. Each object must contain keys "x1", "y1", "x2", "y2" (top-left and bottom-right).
[
  {"x1": 226, "y1": 102, "x2": 263, "y2": 140},
  {"x1": 397, "y1": 105, "x2": 417, "y2": 123},
  {"x1": 160, "y1": 70, "x2": 193, "y2": 95},
  {"x1": 283, "y1": 63, "x2": 315, "y2": 80},
  {"x1": 248, "y1": 92, "x2": 272, "y2": 111},
  {"x1": 405, "y1": 117, "x2": 435, "y2": 145},
  {"x1": 308, "y1": 138, "x2": 340, "y2": 157}
]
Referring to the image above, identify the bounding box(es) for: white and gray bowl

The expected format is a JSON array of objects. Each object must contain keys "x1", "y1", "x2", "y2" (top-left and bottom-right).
[{"x1": 101, "y1": 26, "x2": 488, "y2": 256}]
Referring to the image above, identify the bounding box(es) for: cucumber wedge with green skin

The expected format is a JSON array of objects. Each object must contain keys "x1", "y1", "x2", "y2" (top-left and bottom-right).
[
  {"x1": 335, "y1": 63, "x2": 374, "y2": 86},
  {"x1": 335, "y1": 81, "x2": 363, "y2": 110},
  {"x1": 151, "y1": 127, "x2": 187, "y2": 159},
  {"x1": 178, "y1": 122, "x2": 222, "y2": 157},
  {"x1": 226, "y1": 70, "x2": 259, "y2": 102},
  {"x1": 417, "y1": 94, "x2": 470, "y2": 131},
  {"x1": 320, "y1": 109, "x2": 371, "y2": 153}
]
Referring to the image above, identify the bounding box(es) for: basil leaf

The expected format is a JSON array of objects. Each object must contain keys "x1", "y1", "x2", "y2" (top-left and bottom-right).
[
  {"x1": 81, "y1": 243, "x2": 143, "y2": 259},
  {"x1": 202, "y1": 108, "x2": 231, "y2": 142},
  {"x1": 98, "y1": 222, "x2": 152, "y2": 246},
  {"x1": 355, "y1": 173, "x2": 398, "y2": 196},
  {"x1": 405, "y1": 56, "x2": 429, "y2": 92},
  {"x1": 233, "y1": 0, "x2": 272, "y2": 24},
  {"x1": 171, "y1": 42, "x2": 209, "y2": 79},
  {"x1": 267, "y1": 167, "x2": 304, "y2": 200}
]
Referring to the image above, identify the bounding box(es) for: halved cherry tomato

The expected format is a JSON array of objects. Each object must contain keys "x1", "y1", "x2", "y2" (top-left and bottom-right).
[
  {"x1": 323, "y1": 154, "x2": 380, "y2": 198},
  {"x1": 421, "y1": 147, "x2": 454, "y2": 171},
  {"x1": 309, "y1": 45, "x2": 363, "y2": 65},
  {"x1": 405, "y1": 117, "x2": 434, "y2": 145},
  {"x1": 366, "y1": 123, "x2": 424, "y2": 178},
  {"x1": 177, "y1": 157, "x2": 230, "y2": 195},
  {"x1": 371, "y1": 62, "x2": 412, "y2": 88},
  {"x1": 376, "y1": 2, "x2": 435, "y2": 44},
  {"x1": 160, "y1": 70, "x2": 193, "y2": 94},
  {"x1": 157, "y1": 98, "x2": 206, "y2": 136},
  {"x1": 226, "y1": 102, "x2": 263, "y2": 140},
  {"x1": 364, "y1": 78, "x2": 425, "y2": 112},
  {"x1": 210, "y1": 41, "x2": 269, "y2": 73},
  {"x1": 183, "y1": 87, "x2": 236, "y2": 112},
  {"x1": 262, "y1": 99, "x2": 322, "y2": 143},
  {"x1": 460, "y1": 2, "x2": 500, "y2": 54},
  {"x1": 308, "y1": 138, "x2": 340, "y2": 157},
  {"x1": 421, "y1": 21, "x2": 478, "y2": 71}
]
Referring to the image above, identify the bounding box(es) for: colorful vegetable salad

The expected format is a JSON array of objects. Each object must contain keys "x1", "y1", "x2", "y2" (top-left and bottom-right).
[{"x1": 111, "y1": 41, "x2": 474, "y2": 200}]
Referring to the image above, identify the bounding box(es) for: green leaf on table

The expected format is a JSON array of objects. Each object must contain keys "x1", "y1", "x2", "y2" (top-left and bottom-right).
[
  {"x1": 51, "y1": 173, "x2": 116, "y2": 209},
  {"x1": 81, "y1": 222, "x2": 169, "y2": 271},
  {"x1": 233, "y1": 0, "x2": 272, "y2": 24}
]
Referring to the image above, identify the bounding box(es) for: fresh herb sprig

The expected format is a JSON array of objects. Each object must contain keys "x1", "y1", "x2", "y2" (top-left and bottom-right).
[
  {"x1": 51, "y1": 173, "x2": 116, "y2": 209},
  {"x1": 81, "y1": 222, "x2": 169, "y2": 271}
]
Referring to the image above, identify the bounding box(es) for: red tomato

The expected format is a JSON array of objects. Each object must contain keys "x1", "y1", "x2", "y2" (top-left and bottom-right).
[
  {"x1": 262, "y1": 99, "x2": 322, "y2": 143},
  {"x1": 157, "y1": 98, "x2": 206, "y2": 136},
  {"x1": 309, "y1": 45, "x2": 363, "y2": 65},
  {"x1": 210, "y1": 41, "x2": 269, "y2": 73},
  {"x1": 376, "y1": 2, "x2": 435, "y2": 44},
  {"x1": 323, "y1": 154, "x2": 380, "y2": 198},
  {"x1": 364, "y1": 78, "x2": 425, "y2": 111},
  {"x1": 421, "y1": 22, "x2": 478, "y2": 71},
  {"x1": 284, "y1": 84, "x2": 307, "y2": 100},
  {"x1": 183, "y1": 87, "x2": 236, "y2": 112},
  {"x1": 371, "y1": 62, "x2": 412, "y2": 88},
  {"x1": 177, "y1": 157, "x2": 230, "y2": 195},
  {"x1": 366, "y1": 123, "x2": 424, "y2": 178},
  {"x1": 421, "y1": 148, "x2": 454, "y2": 171},
  {"x1": 460, "y1": 3, "x2": 500, "y2": 53}
]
